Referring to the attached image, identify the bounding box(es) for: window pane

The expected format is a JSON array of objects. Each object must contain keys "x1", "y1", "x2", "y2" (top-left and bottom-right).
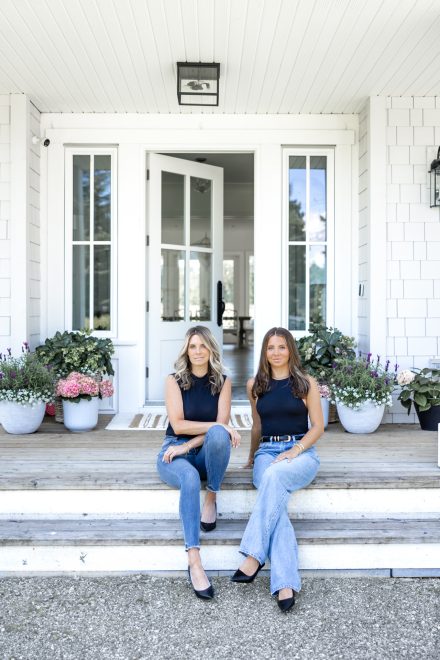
[
  {"x1": 310, "y1": 245, "x2": 326, "y2": 325},
  {"x1": 94, "y1": 155, "x2": 111, "y2": 241},
  {"x1": 162, "y1": 172, "x2": 184, "y2": 245},
  {"x1": 310, "y1": 156, "x2": 327, "y2": 241},
  {"x1": 190, "y1": 177, "x2": 212, "y2": 247},
  {"x1": 94, "y1": 245, "x2": 111, "y2": 331},
  {"x1": 289, "y1": 156, "x2": 306, "y2": 241},
  {"x1": 161, "y1": 249, "x2": 185, "y2": 321},
  {"x1": 73, "y1": 155, "x2": 90, "y2": 241},
  {"x1": 288, "y1": 245, "x2": 306, "y2": 331},
  {"x1": 72, "y1": 245, "x2": 90, "y2": 330},
  {"x1": 190, "y1": 251, "x2": 211, "y2": 321}
]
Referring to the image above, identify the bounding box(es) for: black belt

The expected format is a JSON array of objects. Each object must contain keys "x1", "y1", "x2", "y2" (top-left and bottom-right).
[{"x1": 260, "y1": 434, "x2": 304, "y2": 443}]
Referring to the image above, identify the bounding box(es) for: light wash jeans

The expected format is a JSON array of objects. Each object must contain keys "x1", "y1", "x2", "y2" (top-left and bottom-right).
[
  {"x1": 239, "y1": 439, "x2": 320, "y2": 595},
  {"x1": 156, "y1": 424, "x2": 231, "y2": 550}
]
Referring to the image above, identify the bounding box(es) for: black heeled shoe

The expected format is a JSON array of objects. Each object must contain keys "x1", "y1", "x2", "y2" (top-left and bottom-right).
[
  {"x1": 230, "y1": 562, "x2": 265, "y2": 583},
  {"x1": 200, "y1": 502, "x2": 217, "y2": 532},
  {"x1": 277, "y1": 590, "x2": 295, "y2": 612},
  {"x1": 187, "y1": 567, "x2": 214, "y2": 600}
]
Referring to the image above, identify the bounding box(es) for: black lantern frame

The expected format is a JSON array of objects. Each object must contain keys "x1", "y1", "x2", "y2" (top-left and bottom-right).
[
  {"x1": 429, "y1": 146, "x2": 440, "y2": 208},
  {"x1": 177, "y1": 62, "x2": 220, "y2": 106}
]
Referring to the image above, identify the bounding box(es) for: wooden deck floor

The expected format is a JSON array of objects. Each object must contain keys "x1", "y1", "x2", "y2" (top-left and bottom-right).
[{"x1": 0, "y1": 417, "x2": 438, "y2": 490}]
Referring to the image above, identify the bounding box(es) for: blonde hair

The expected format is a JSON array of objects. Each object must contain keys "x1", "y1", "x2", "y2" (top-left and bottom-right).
[
  {"x1": 174, "y1": 326, "x2": 225, "y2": 394},
  {"x1": 252, "y1": 327, "x2": 310, "y2": 399}
]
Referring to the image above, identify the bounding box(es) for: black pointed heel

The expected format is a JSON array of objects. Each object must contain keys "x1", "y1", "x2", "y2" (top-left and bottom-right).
[
  {"x1": 277, "y1": 591, "x2": 295, "y2": 612},
  {"x1": 187, "y1": 567, "x2": 214, "y2": 600},
  {"x1": 230, "y1": 562, "x2": 265, "y2": 583},
  {"x1": 200, "y1": 502, "x2": 217, "y2": 532}
]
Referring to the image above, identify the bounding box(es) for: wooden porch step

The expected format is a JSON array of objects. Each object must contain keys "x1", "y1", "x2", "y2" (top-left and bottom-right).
[
  {"x1": 2, "y1": 517, "x2": 440, "y2": 546},
  {"x1": 1, "y1": 517, "x2": 439, "y2": 573}
]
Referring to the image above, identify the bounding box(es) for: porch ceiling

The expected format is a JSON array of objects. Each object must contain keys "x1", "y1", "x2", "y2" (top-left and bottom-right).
[{"x1": 1, "y1": 0, "x2": 439, "y2": 114}]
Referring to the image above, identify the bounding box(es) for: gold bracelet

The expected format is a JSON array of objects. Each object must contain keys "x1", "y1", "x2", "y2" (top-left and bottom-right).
[{"x1": 296, "y1": 441, "x2": 306, "y2": 453}]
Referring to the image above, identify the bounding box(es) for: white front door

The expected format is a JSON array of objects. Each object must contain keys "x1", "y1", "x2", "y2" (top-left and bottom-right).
[{"x1": 147, "y1": 154, "x2": 224, "y2": 400}]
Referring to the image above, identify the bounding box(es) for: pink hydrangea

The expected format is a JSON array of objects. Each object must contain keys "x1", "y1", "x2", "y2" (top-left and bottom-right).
[
  {"x1": 56, "y1": 372, "x2": 100, "y2": 399},
  {"x1": 99, "y1": 380, "x2": 114, "y2": 399}
]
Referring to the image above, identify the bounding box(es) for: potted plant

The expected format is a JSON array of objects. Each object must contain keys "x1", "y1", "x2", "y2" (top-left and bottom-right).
[
  {"x1": 397, "y1": 368, "x2": 440, "y2": 431},
  {"x1": 36, "y1": 331, "x2": 115, "y2": 422},
  {"x1": 0, "y1": 343, "x2": 55, "y2": 434},
  {"x1": 297, "y1": 324, "x2": 356, "y2": 422},
  {"x1": 330, "y1": 354, "x2": 396, "y2": 433},
  {"x1": 56, "y1": 372, "x2": 114, "y2": 432},
  {"x1": 36, "y1": 330, "x2": 115, "y2": 378}
]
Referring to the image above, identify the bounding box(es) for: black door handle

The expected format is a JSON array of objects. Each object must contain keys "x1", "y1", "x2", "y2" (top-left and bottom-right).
[{"x1": 217, "y1": 281, "x2": 225, "y2": 326}]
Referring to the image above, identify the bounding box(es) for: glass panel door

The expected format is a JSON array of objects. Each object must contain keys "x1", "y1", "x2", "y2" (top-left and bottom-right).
[{"x1": 147, "y1": 154, "x2": 224, "y2": 399}]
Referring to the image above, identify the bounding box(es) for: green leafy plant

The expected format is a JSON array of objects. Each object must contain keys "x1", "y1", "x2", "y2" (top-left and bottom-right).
[
  {"x1": 296, "y1": 323, "x2": 356, "y2": 382},
  {"x1": 35, "y1": 331, "x2": 114, "y2": 378},
  {"x1": 397, "y1": 368, "x2": 440, "y2": 413},
  {"x1": 0, "y1": 344, "x2": 55, "y2": 404},
  {"x1": 330, "y1": 354, "x2": 396, "y2": 409}
]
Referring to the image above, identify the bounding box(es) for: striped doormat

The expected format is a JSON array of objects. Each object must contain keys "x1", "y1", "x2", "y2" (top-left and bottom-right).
[{"x1": 106, "y1": 406, "x2": 253, "y2": 431}]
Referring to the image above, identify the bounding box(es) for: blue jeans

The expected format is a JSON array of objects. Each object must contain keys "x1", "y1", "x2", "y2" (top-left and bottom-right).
[
  {"x1": 156, "y1": 424, "x2": 231, "y2": 550},
  {"x1": 239, "y1": 440, "x2": 320, "y2": 595}
]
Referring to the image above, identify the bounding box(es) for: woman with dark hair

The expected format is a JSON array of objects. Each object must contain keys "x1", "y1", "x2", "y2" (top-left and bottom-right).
[
  {"x1": 157, "y1": 326, "x2": 240, "y2": 600},
  {"x1": 231, "y1": 327, "x2": 323, "y2": 612}
]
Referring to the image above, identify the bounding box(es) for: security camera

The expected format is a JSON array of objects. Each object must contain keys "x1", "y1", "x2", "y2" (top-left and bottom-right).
[{"x1": 43, "y1": 138, "x2": 50, "y2": 147}]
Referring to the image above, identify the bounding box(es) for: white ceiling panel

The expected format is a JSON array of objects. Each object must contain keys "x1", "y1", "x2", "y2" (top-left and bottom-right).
[{"x1": 0, "y1": 0, "x2": 439, "y2": 114}]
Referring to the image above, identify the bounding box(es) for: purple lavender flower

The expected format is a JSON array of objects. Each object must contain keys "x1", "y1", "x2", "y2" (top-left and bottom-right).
[
  {"x1": 7, "y1": 348, "x2": 11, "y2": 356},
  {"x1": 385, "y1": 360, "x2": 390, "y2": 372},
  {"x1": 367, "y1": 352, "x2": 372, "y2": 363},
  {"x1": 10, "y1": 371, "x2": 16, "y2": 379},
  {"x1": 394, "y1": 363, "x2": 399, "y2": 373}
]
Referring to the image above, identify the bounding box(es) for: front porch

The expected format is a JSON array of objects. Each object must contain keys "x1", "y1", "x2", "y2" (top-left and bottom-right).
[{"x1": 0, "y1": 420, "x2": 439, "y2": 576}]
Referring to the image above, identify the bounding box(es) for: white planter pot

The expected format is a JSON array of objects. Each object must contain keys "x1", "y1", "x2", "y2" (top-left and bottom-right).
[
  {"x1": 336, "y1": 401, "x2": 385, "y2": 434},
  {"x1": 62, "y1": 397, "x2": 99, "y2": 433},
  {"x1": 308, "y1": 396, "x2": 330, "y2": 430},
  {"x1": 0, "y1": 401, "x2": 46, "y2": 434},
  {"x1": 321, "y1": 397, "x2": 330, "y2": 428}
]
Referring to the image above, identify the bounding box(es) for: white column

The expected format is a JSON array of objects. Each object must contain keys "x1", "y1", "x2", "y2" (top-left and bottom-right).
[
  {"x1": 368, "y1": 97, "x2": 387, "y2": 357},
  {"x1": 253, "y1": 143, "x2": 283, "y2": 369},
  {"x1": 10, "y1": 94, "x2": 30, "y2": 351}
]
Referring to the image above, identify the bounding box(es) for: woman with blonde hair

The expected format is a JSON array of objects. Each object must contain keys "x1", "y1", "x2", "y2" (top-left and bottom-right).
[
  {"x1": 157, "y1": 325, "x2": 240, "y2": 600},
  {"x1": 231, "y1": 327, "x2": 323, "y2": 612}
]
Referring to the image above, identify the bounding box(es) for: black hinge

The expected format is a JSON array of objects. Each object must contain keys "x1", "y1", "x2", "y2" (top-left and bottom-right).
[
  {"x1": 146, "y1": 235, "x2": 150, "y2": 246},
  {"x1": 146, "y1": 169, "x2": 150, "y2": 181},
  {"x1": 146, "y1": 301, "x2": 149, "y2": 312},
  {"x1": 146, "y1": 367, "x2": 149, "y2": 378}
]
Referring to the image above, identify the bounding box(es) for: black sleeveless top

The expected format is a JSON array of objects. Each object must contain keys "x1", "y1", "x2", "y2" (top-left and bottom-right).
[
  {"x1": 256, "y1": 377, "x2": 308, "y2": 436},
  {"x1": 165, "y1": 373, "x2": 225, "y2": 439}
]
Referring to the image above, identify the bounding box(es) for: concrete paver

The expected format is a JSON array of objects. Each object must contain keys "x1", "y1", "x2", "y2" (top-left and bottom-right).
[{"x1": 0, "y1": 576, "x2": 439, "y2": 659}]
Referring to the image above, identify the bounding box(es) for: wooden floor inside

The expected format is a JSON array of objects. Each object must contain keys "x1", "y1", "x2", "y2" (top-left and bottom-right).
[{"x1": 0, "y1": 417, "x2": 438, "y2": 490}]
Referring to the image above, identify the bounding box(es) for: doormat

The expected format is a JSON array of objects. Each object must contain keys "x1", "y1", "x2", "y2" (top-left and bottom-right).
[{"x1": 106, "y1": 406, "x2": 253, "y2": 431}]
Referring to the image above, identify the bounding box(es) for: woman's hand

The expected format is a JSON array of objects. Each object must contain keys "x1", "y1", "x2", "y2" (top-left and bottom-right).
[
  {"x1": 242, "y1": 456, "x2": 254, "y2": 469},
  {"x1": 221, "y1": 424, "x2": 241, "y2": 448},
  {"x1": 272, "y1": 448, "x2": 300, "y2": 464},
  {"x1": 162, "y1": 443, "x2": 188, "y2": 463}
]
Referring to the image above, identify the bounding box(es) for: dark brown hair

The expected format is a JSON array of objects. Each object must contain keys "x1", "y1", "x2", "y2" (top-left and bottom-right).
[{"x1": 252, "y1": 327, "x2": 310, "y2": 399}]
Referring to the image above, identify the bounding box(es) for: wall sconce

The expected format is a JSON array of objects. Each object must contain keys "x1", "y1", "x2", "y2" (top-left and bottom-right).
[
  {"x1": 177, "y1": 62, "x2": 220, "y2": 106},
  {"x1": 429, "y1": 147, "x2": 440, "y2": 207}
]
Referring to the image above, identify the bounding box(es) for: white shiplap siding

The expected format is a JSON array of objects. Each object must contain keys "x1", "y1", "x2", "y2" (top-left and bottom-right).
[
  {"x1": 29, "y1": 102, "x2": 41, "y2": 348},
  {"x1": 0, "y1": 94, "x2": 11, "y2": 342}
]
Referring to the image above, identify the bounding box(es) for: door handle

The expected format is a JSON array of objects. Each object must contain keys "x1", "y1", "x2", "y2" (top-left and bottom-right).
[{"x1": 217, "y1": 281, "x2": 225, "y2": 326}]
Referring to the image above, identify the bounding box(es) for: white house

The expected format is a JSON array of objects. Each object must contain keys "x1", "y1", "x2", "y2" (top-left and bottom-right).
[{"x1": 0, "y1": 0, "x2": 439, "y2": 422}]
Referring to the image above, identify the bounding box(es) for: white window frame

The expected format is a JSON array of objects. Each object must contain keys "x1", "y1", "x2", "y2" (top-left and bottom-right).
[
  {"x1": 282, "y1": 147, "x2": 335, "y2": 338},
  {"x1": 65, "y1": 147, "x2": 118, "y2": 337}
]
